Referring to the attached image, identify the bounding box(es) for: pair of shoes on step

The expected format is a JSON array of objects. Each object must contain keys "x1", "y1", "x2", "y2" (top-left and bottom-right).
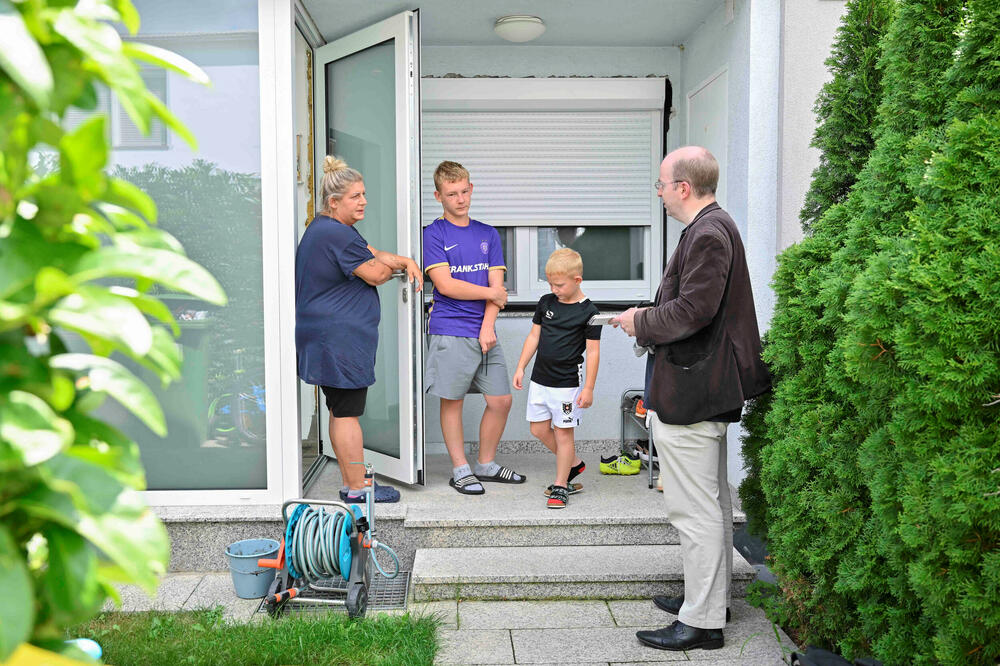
[
  {"x1": 545, "y1": 485, "x2": 570, "y2": 509},
  {"x1": 636, "y1": 596, "x2": 729, "y2": 651},
  {"x1": 599, "y1": 453, "x2": 641, "y2": 475},
  {"x1": 636, "y1": 620, "x2": 723, "y2": 651},
  {"x1": 653, "y1": 594, "x2": 731, "y2": 622},
  {"x1": 339, "y1": 481, "x2": 400, "y2": 503},
  {"x1": 635, "y1": 441, "x2": 658, "y2": 465},
  {"x1": 543, "y1": 461, "x2": 587, "y2": 508},
  {"x1": 450, "y1": 464, "x2": 527, "y2": 495}
]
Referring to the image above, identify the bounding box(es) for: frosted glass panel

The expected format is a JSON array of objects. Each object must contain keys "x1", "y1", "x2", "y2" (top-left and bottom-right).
[
  {"x1": 326, "y1": 40, "x2": 400, "y2": 458},
  {"x1": 95, "y1": 0, "x2": 266, "y2": 490}
]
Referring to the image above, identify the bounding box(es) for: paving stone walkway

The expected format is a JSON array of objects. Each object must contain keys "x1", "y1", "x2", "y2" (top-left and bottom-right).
[
  {"x1": 418, "y1": 598, "x2": 794, "y2": 665},
  {"x1": 109, "y1": 574, "x2": 796, "y2": 665}
]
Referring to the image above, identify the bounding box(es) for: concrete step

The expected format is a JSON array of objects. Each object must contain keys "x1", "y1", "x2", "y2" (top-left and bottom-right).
[
  {"x1": 411, "y1": 544, "x2": 756, "y2": 601},
  {"x1": 156, "y1": 504, "x2": 407, "y2": 573},
  {"x1": 159, "y1": 453, "x2": 746, "y2": 573},
  {"x1": 404, "y1": 515, "x2": 681, "y2": 551},
  {"x1": 393, "y1": 453, "x2": 743, "y2": 554}
]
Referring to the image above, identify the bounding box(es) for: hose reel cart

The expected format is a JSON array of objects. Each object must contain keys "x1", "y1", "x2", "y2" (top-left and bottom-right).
[{"x1": 258, "y1": 464, "x2": 399, "y2": 618}]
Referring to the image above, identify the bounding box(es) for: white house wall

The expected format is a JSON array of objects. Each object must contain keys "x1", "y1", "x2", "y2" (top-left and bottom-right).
[
  {"x1": 114, "y1": 1, "x2": 262, "y2": 173},
  {"x1": 422, "y1": 46, "x2": 681, "y2": 79},
  {"x1": 419, "y1": 49, "x2": 681, "y2": 455},
  {"x1": 132, "y1": 0, "x2": 257, "y2": 34},
  {"x1": 678, "y1": 0, "x2": 751, "y2": 241},
  {"x1": 778, "y1": 0, "x2": 848, "y2": 250},
  {"x1": 111, "y1": 60, "x2": 261, "y2": 174}
]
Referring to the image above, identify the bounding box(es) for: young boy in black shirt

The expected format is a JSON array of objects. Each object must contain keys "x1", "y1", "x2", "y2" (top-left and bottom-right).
[{"x1": 512, "y1": 249, "x2": 602, "y2": 508}]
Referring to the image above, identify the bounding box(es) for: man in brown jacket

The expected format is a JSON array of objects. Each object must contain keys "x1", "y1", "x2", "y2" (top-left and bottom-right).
[{"x1": 615, "y1": 146, "x2": 770, "y2": 652}]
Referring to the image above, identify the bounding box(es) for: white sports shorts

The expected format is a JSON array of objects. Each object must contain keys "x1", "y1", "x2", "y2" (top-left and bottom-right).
[{"x1": 526, "y1": 380, "x2": 584, "y2": 429}]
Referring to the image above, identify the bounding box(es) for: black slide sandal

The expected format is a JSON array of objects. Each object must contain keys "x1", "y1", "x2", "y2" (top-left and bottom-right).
[
  {"x1": 449, "y1": 474, "x2": 485, "y2": 495},
  {"x1": 478, "y1": 465, "x2": 526, "y2": 484}
]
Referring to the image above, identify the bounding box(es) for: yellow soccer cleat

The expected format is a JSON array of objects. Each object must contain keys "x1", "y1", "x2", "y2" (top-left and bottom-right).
[{"x1": 599, "y1": 453, "x2": 641, "y2": 475}]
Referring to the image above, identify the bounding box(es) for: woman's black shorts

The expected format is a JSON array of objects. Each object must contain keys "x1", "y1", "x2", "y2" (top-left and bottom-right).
[{"x1": 321, "y1": 386, "x2": 367, "y2": 418}]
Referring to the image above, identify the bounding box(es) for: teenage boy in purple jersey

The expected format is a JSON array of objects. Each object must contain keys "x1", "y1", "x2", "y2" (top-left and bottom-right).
[{"x1": 423, "y1": 161, "x2": 526, "y2": 495}]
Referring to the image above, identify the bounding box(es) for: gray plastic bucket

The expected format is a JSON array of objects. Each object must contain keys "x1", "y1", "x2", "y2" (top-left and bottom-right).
[{"x1": 225, "y1": 538, "x2": 279, "y2": 599}]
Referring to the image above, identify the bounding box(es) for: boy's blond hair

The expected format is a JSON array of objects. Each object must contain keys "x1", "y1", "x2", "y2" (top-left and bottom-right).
[
  {"x1": 545, "y1": 248, "x2": 584, "y2": 278},
  {"x1": 433, "y1": 160, "x2": 470, "y2": 191}
]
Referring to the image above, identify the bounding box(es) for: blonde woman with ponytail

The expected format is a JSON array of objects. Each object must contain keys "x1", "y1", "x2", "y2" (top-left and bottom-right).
[{"x1": 295, "y1": 156, "x2": 422, "y2": 503}]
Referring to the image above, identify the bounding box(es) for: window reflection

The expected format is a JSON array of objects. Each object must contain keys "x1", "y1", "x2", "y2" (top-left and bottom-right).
[
  {"x1": 97, "y1": 0, "x2": 267, "y2": 491},
  {"x1": 537, "y1": 227, "x2": 644, "y2": 281}
]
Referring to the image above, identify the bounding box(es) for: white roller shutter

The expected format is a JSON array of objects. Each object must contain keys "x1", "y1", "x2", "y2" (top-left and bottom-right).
[
  {"x1": 115, "y1": 70, "x2": 168, "y2": 149},
  {"x1": 421, "y1": 110, "x2": 655, "y2": 227}
]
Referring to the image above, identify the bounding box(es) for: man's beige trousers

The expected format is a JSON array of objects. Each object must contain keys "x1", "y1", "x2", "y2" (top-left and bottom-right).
[{"x1": 649, "y1": 413, "x2": 732, "y2": 630}]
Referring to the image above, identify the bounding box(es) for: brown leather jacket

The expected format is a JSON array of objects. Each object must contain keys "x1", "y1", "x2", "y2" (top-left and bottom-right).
[{"x1": 635, "y1": 202, "x2": 771, "y2": 425}]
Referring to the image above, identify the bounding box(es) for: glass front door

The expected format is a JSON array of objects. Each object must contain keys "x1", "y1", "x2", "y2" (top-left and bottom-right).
[{"x1": 312, "y1": 11, "x2": 423, "y2": 484}]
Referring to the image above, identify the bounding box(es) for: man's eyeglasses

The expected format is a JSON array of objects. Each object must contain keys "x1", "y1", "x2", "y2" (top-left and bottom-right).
[{"x1": 654, "y1": 179, "x2": 687, "y2": 191}]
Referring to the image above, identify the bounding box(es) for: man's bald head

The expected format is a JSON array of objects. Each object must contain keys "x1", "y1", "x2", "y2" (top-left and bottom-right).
[{"x1": 664, "y1": 146, "x2": 718, "y2": 198}]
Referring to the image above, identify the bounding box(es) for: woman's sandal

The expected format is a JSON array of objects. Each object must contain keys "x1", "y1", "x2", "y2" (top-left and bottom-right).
[
  {"x1": 449, "y1": 474, "x2": 485, "y2": 495},
  {"x1": 477, "y1": 465, "x2": 526, "y2": 484}
]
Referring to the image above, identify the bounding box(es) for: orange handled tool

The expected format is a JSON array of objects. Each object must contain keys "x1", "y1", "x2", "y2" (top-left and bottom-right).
[{"x1": 258, "y1": 538, "x2": 285, "y2": 569}]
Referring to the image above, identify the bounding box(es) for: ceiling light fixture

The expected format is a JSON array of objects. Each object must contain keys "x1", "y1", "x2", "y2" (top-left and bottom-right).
[{"x1": 493, "y1": 15, "x2": 546, "y2": 43}]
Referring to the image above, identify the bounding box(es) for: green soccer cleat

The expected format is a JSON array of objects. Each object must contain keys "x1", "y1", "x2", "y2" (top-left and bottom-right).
[{"x1": 599, "y1": 453, "x2": 641, "y2": 475}]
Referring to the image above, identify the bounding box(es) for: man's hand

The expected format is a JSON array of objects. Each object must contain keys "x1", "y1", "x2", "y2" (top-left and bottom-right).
[
  {"x1": 611, "y1": 307, "x2": 641, "y2": 337},
  {"x1": 576, "y1": 387, "x2": 594, "y2": 408},
  {"x1": 406, "y1": 259, "x2": 423, "y2": 292},
  {"x1": 488, "y1": 285, "x2": 508, "y2": 309},
  {"x1": 512, "y1": 368, "x2": 525, "y2": 390},
  {"x1": 479, "y1": 325, "x2": 497, "y2": 353}
]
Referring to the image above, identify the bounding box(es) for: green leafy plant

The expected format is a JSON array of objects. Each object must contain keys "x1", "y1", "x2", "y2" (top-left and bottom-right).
[
  {"x1": 739, "y1": 0, "x2": 894, "y2": 540},
  {"x1": 0, "y1": 0, "x2": 223, "y2": 659}
]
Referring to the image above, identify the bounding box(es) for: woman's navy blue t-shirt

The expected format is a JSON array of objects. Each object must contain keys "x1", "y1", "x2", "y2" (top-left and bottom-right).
[{"x1": 295, "y1": 215, "x2": 379, "y2": 388}]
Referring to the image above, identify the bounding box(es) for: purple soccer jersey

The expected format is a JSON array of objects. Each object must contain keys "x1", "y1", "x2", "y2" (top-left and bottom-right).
[{"x1": 423, "y1": 218, "x2": 505, "y2": 338}]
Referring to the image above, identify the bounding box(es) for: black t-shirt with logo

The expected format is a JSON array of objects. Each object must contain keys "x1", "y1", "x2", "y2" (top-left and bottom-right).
[{"x1": 531, "y1": 293, "x2": 602, "y2": 388}]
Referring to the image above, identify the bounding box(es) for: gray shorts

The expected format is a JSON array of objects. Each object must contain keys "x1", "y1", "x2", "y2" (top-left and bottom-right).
[{"x1": 425, "y1": 334, "x2": 511, "y2": 400}]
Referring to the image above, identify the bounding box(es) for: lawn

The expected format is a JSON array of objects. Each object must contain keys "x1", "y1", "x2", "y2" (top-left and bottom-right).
[{"x1": 68, "y1": 607, "x2": 439, "y2": 666}]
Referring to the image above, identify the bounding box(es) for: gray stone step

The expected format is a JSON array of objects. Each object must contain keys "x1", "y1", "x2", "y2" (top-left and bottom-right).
[
  {"x1": 404, "y1": 516, "x2": 681, "y2": 552},
  {"x1": 159, "y1": 453, "x2": 747, "y2": 574},
  {"x1": 157, "y1": 503, "x2": 407, "y2": 573},
  {"x1": 411, "y1": 544, "x2": 756, "y2": 601},
  {"x1": 393, "y1": 453, "x2": 743, "y2": 553}
]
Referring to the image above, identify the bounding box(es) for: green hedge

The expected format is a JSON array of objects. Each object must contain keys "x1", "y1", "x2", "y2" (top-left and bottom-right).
[{"x1": 741, "y1": 1, "x2": 1000, "y2": 663}]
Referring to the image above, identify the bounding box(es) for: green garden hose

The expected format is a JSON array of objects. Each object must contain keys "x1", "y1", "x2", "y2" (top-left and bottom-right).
[{"x1": 286, "y1": 504, "x2": 399, "y2": 582}]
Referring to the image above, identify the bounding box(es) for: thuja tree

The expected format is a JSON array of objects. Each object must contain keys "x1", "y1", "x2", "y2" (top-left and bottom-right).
[
  {"x1": 739, "y1": 0, "x2": 894, "y2": 541},
  {"x1": 800, "y1": 0, "x2": 894, "y2": 232},
  {"x1": 839, "y1": 1, "x2": 1000, "y2": 661},
  {"x1": 0, "y1": 0, "x2": 222, "y2": 659},
  {"x1": 814, "y1": 0, "x2": 967, "y2": 659},
  {"x1": 750, "y1": 0, "x2": 968, "y2": 660}
]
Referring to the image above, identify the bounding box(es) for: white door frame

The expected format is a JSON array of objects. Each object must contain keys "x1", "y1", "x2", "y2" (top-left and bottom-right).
[{"x1": 144, "y1": 0, "x2": 295, "y2": 506}]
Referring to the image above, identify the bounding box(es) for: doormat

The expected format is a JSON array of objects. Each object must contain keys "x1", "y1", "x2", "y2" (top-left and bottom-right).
[{"x1": 256, "y1": 571, "x2": 411, "y2": 616}]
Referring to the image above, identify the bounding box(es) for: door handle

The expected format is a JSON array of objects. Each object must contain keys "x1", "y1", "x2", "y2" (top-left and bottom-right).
[{"x1": 390, "y1": 270, "x2": 409, "y2": 303}]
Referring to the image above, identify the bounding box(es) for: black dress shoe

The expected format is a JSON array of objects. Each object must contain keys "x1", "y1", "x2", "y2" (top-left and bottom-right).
[
  {"x1": 652, "y1": 594, "x2": 731, "y2": 622},
  {"x1": 636, "y1": 620, "x2": 724, "y2": 651}
]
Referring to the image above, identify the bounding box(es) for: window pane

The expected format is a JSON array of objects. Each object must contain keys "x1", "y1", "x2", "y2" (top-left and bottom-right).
[
  {"x1": 96, "y1": 0, "x2": 266, "y2": 491},
  {"x1": 326, "y1": 41, "x2": 399, "y2": 458},
  {"x1": 537, "y1": 227, "x2": 644, "y2": 281},
  {"x1": 496, "y1": 227, "x2": 514, "y2": 292},
  {"x1": 423, "y1": 226, "x2": 513, "y2": 293}
]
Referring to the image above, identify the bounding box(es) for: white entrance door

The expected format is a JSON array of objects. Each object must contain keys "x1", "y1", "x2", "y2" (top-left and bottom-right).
[
  {"x1": 687, "y1": 68, "x2": 728, "y2": 209},
  {"x1": 312, "y1": 11, "x2": 424, "y2": 484}
]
